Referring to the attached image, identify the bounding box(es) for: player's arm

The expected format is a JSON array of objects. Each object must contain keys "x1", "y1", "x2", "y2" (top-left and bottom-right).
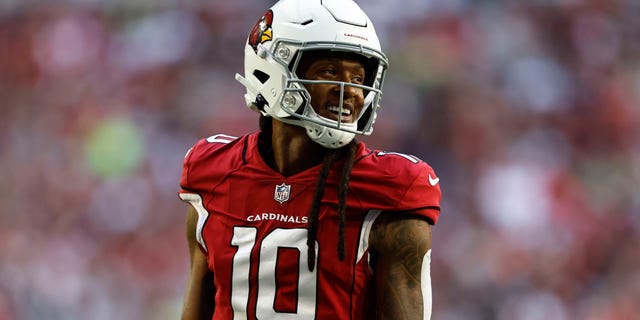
[
  {"x1": 370, "y1": 212, "x2": 433, "y2": 320},
  {"x1": 181, "y1": 205, "x2": 215, "y2": 320}
]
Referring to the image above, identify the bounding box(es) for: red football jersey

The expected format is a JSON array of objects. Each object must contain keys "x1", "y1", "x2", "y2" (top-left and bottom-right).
[{"x1": 179, "y1": 132, "x2": 441, "y2": 319}]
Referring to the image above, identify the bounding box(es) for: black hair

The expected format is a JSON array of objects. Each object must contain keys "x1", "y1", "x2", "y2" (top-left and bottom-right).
[{"x1": 306, "y1": 139, "x2": 357, "y2": 271}]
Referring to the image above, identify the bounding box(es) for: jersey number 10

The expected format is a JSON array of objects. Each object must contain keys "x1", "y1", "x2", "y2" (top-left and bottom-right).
[{"x1": 231, "y1": 227, "x2": 318, "y2": 319}]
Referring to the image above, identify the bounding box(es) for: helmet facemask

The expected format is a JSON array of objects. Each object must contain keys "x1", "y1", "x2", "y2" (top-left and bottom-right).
[{"x1": 283, "y1": 44, "x2": 386, "y2": 148}]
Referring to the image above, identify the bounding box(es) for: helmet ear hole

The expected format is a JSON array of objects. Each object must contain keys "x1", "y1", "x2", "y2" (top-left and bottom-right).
[{"x1": 253, "y1": 70, "x2": 270, "y2": 84}]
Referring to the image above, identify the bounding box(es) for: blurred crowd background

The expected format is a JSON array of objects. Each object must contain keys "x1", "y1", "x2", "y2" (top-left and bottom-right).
[{"x1": 1, "y1": 0, "x2": 639, "y2": 319}]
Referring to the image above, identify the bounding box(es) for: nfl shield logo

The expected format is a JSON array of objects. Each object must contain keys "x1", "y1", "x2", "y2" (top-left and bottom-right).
[{"x1": 274, "y1": 182, "x2": 291, "y2": 204}]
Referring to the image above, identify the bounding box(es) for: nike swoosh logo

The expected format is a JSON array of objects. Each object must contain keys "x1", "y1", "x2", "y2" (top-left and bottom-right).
[{"x1": 428, "y1": 174, "x2": 440, "y2": 186}]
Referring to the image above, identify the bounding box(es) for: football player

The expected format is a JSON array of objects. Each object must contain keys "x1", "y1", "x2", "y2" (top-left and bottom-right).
[{"x1": 178, "y1": 0, "x2": 442, "y2": 318}]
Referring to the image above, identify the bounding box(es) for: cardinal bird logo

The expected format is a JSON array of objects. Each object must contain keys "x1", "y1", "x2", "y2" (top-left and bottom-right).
[{"x1": 249, "y1": 10, "x2": 273, "y2": 52}]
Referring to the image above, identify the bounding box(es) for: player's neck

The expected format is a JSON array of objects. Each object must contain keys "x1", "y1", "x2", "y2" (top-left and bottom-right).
[{"x1": 269, "y1": 121, "x2": 327, "y2": 177}]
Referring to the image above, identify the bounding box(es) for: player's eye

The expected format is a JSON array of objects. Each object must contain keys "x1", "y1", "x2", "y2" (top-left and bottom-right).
[{"x1": 320, "y1": 68, "x2": 336, "y2": 76}]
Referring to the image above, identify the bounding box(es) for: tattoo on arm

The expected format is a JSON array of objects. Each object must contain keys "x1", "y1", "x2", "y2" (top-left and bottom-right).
[{"x1": 371, "y1": 214, "x2": 432, "y2": 319}]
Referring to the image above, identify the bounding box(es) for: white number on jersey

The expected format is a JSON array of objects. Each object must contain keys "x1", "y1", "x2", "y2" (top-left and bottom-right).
[
  {"x1": 376, "y1": 151, "x2": 420, "y2": 164},
  {"x1": 231, "y1": 227, "x2": 318, "y2": 319},
  {"x1": 206, "y1": 134, "x2": 237, "y2": 144}
]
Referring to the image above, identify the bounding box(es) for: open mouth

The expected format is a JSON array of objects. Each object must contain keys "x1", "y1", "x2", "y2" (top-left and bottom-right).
[{"x1": 326, "y1": 105, "x2": 354, "y2": 123}]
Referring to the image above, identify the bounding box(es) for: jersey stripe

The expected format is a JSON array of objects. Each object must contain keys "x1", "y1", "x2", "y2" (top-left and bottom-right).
[
  {"x1": 179, "y1": 193, "x2": 210, "y2": 252},
  {"x1": 421, "y1": 249, "x2": 432, "y2": 319},
  {"x1": 356, "y1": 209, "x2": 382, "y2": 269}
]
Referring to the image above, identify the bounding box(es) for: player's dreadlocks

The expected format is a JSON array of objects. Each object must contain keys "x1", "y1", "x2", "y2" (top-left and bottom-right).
[
  {"x1": 306, "y1": 140, "x2": 357, "y2": 271},
  {"x1": 259, "y1": 115, "x2": 357, "y2": 272}
]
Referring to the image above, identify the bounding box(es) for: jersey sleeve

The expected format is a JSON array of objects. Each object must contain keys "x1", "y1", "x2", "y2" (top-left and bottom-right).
[
  {"x1": 400, "y1": 162, "x2": 441, "y2": 224},
  {"x1": 179, "y1": 141, "x2": 199, "y2": 193},
  {"x1": 179, "y1": 138, "x2": 208, "y2": 194},
  {"x1": 179, "y1": 134, "x2": 240, "y2": 195},
  {"x1": 351, "y1": 150, "x2": 442, "y2": 225}
]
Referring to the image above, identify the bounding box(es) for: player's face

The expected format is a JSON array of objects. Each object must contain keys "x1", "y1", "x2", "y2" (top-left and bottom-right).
[{"x1": 301, "y1": 56, "x2": 366, "y2": 124}]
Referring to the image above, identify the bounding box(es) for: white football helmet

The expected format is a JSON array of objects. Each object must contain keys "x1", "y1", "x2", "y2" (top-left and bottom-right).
[{"x1": 235, "y1": 0, "x2": 388, "y2": 149}]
